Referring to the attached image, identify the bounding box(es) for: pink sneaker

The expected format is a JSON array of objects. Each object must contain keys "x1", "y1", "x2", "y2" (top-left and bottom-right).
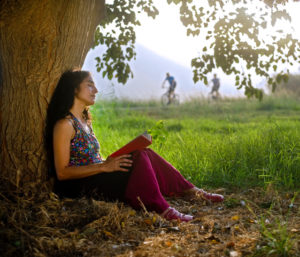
[
  {"x1": 161, "y1": 207, "x2": 193, "y2": 222},
  {"x1": 184, "y1": 187, "x2": 224, "y2": 203},
  {"x1": 197, "y1": 189, "x2": 224, "y2": 203}
]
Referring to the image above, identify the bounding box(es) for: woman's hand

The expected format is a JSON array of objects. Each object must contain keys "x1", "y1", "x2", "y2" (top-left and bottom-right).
[{"x1": 102, "y1": 154, "x2": 133, "y2": 172}]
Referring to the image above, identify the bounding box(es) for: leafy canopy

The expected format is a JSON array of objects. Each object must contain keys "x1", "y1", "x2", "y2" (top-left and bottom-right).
[{"x1": 94, "y1": 0, "x2": 300, "y2": 99}]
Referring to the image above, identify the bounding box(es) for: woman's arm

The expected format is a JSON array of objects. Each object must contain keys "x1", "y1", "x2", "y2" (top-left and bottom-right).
[{"x1": 53, "y1": 119, "x2": 132, "y2": 181}]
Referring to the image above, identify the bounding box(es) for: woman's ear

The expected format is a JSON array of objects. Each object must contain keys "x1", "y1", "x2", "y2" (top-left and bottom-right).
[{"x1": 74, "y1": 87, "x2": 79, "y2": 96}]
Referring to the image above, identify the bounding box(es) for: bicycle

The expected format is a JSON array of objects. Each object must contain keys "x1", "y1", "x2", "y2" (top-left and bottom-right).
[{"x1": 161, "y1": 91, "x2": 180, "y2": 106}]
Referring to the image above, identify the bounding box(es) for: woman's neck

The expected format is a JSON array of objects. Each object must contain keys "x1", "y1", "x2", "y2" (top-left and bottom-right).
[{"x1": 69, "y1": 102, "x2": 86, "y2": 122}]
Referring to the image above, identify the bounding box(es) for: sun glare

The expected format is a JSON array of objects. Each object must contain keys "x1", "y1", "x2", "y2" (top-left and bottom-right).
[{"x1": 135, "y1": 1, "x2": 201, "y2": 67}]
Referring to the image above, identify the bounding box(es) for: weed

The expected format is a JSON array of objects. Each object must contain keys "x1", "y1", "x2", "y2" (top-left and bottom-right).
[
  {"x1": 224, "y1": 198, "x2": 240, "y2": 208},
  {"x1": 253, "y1": 218, "x2": 295, "y2": 257}
]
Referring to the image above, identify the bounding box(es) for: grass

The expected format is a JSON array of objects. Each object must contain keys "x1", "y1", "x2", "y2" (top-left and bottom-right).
[
  {"x1": 250, "y1": 191, "x2": 299, "y2": 257},
  {"x1": 90, "y1": 96, "x2": 300, "y2": 190},
  {"x1": 254, "y1": 218, "x2": 294, "y2": 256}
]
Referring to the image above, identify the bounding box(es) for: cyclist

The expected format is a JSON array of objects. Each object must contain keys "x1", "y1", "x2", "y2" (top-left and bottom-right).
[
  {"x1": 210, "y1": 73, "x2": 221, "y2": 99},
  {"x1": 162, "y1": 72, "x2": 177, "y2": 105}
]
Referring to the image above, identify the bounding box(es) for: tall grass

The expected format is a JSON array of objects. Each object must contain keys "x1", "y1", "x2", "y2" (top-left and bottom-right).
[{"x1": 91, "y1": 96, "x2": 300, "y2": 190}]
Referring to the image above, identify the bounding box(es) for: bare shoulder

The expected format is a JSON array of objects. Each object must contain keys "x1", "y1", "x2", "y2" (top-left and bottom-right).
[
  {"x1": 54, "y1": 118, "x2": 73, "y2": 130},
  {"x1": 53, "y1": 118, "x2": 75, "y2": 138}
]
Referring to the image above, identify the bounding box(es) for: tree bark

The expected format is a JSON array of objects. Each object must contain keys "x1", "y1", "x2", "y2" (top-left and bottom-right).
[{"x1": 0, "y1": 0, "x2": 105, "y2": 187}]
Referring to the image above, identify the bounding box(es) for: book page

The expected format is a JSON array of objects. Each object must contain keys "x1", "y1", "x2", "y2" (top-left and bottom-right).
[{"x1": 142, "y1": 131, "x2": 152, "y2": 141}]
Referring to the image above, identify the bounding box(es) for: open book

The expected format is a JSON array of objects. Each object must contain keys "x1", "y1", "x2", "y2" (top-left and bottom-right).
[{"x1": 109, "y1": 131, "x2": 152, "y2": 158}]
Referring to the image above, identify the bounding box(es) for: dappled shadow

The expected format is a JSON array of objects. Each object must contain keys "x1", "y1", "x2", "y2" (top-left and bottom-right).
[{"x1": 1, "y1": 181, "x2": 299, "y2": 257}]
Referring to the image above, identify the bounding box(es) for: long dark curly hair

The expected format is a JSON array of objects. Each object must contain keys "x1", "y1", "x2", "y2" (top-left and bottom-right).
[{"x1": 45, "y1": 69, "x2": 91, "y2": 175}]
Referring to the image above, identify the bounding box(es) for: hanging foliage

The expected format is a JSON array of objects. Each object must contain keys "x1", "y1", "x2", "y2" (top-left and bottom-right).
[{"x1": 94, "y1": 0, "x2": 300, "y2": 99}]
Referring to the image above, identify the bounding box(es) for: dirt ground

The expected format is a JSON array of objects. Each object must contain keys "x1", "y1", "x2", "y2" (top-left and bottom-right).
[{"x1": 1, "y1": 183, "x2": 299, "y2": 257}]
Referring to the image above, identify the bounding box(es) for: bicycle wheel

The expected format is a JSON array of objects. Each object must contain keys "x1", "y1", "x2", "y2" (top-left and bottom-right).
[
  {"x1": 172, "y1": 94, "x2": 180, "y2": 105},
  {"x1": 161, "y1": 93, "x2": 169, "y2": 106}
]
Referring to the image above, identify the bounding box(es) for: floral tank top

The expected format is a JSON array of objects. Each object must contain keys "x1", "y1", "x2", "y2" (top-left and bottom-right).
[{"x1": 68, "y1": 113, "x2": 102, "y2": 166}]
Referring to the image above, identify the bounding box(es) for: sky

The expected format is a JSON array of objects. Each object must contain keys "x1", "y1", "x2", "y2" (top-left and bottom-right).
[{"x1": 134, "y1": 0, "x2": 201, "y2": 68}]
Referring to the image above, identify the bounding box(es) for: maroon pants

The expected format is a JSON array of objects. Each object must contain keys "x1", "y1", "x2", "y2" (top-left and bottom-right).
[
  {"x1": 125, "y1": 149, "x2": 194, "y2": 214},
  {"x1": 55, "y1": 149, "x2": 194, "y2": 214}
]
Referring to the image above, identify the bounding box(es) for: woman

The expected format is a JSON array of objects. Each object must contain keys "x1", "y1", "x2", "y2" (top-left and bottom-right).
[{"x1": 45, "y1": 69, "x2": 224, "y2": 222}]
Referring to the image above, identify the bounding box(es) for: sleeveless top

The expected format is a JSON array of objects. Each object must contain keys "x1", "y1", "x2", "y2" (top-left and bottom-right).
[{"x1": 68, "y1": 113, "x2": 102, "y2": 166}]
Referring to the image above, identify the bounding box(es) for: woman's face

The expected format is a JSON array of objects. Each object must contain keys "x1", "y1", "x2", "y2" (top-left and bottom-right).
[{"x1": 75, "y1": 75, "x2": 98, "y2": 106}]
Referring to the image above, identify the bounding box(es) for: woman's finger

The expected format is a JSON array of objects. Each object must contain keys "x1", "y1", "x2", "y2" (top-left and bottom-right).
[
  {"x1": 120, "y1": 163, "x2": 132, "y2": 167},
  {"x1": 118, "y1": 154, "x2": 132, "y2": 159},
  {"x1": 120, "y1": 158, "x2": 133, "y2": 163},
  {"x1": 118, "y1": 167, "x2": 130, "y2": 172},
  {"x1": 119, "y1": 161, "x2": 132, "y2": 166}
]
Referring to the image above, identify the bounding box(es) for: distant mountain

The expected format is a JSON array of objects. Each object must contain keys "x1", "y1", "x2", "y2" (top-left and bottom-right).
[{"x1": 83, "y1": 43, "x2": 243, "y2": 101}]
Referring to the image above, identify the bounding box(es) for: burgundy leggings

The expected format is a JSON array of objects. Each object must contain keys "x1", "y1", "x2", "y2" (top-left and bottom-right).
[
  {"x1": 55, "y1": 149, "x2": 194, "y2": 214},
  {"x1": 124, "y1": 149, "x2": 194, "y2": 213}
]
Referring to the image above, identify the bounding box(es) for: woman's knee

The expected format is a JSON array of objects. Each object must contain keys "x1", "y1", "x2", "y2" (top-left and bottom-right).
[
  {"x1": 131, "y1": 149, "x2": 150, "y2": 162},
  {"x1": 132, "y1": 148, "x2": 148, "y2": 155}
]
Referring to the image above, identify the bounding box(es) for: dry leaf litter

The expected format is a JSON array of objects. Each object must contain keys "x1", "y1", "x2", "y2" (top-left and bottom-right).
[{"x1": 1, "y1": 179, "x2": 299, "y2": 257}]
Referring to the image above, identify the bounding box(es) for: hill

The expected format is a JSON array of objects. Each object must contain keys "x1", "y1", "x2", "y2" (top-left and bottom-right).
[{"x1": 83, "y1": 44, "x2": 243, "y2": 101}]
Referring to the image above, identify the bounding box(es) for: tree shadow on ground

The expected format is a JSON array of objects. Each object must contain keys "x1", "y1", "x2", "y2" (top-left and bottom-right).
[{"x1": 1, "y1": 182, "x2": 299, "y2": 257}]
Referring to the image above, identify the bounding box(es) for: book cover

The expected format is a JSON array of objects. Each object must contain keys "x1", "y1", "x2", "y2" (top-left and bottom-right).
[{"x1": 109, "y1": 131, "x2": 152, "y2": 158}]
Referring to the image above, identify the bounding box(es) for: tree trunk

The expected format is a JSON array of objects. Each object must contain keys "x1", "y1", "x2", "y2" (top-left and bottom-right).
[{"x1": 0, "y1": 0, "x2": 105, "y2": 187}]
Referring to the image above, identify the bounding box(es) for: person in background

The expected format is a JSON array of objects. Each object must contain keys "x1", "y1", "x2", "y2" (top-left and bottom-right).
[
  {"x1": 162, "y1": 72, "x2": 177, "y2": 105},
  {"x1": 210, "y1": 73, "x2": 221, "y2": 99},
  {"x1": 45, "y1": 69, "x2": 224, "y2": 223}
]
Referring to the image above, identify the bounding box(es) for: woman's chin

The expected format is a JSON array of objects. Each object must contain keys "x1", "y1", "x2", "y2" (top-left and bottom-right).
[{"x1": 87, "y1": 99, "x2": 95, "y2": 106}]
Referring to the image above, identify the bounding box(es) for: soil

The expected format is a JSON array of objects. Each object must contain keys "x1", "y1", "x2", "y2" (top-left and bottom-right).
[{"x1": 1, "y1": 184, "x2": 299, "y2": 257}]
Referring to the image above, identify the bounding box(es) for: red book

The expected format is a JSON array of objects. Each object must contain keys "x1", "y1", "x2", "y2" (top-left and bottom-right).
[{"x1": 109, "y1": 132, "x2": 152, "y2": 158}]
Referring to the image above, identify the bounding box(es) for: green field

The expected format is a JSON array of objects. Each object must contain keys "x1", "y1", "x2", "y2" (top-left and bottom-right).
[{"x1": 91, "y1": 96, "x2": 300, "y2": 190}]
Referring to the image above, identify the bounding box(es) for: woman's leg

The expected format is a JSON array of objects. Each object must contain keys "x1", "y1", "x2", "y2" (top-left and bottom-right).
[
  {"x1": 124, "y1": 149, "x2": 193, "y2": 221},
  {"x1": 81, "y1": 171, "x2": 132, "y2": 200},
  {"x1": 124, "y1": 149, "x2": 170, "y2": 213},
  {"x1": 124, "y1": 149, "x2": 196, "y2": 211},
  {"x1": 55, "y1": 171, "x2": 132, "y2": 201},
  {"x1": 143, "y1": 148, "x2": 194, "y2": 196},
  {"x1": 145, "y1": 149, "x2": 224, "y2": 203}
]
